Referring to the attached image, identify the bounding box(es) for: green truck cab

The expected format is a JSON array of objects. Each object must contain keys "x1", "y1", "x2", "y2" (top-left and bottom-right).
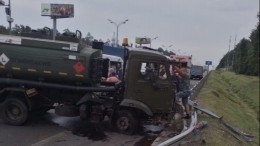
[
  {"x1": 123, "y1": 48, "x2": 175, "y2": 114},
  {"x1": 0, "y1": 33, "x2": 177, "y2": 134}
]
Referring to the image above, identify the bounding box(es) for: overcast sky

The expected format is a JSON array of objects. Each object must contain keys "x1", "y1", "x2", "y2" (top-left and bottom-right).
[{"x1": 0, "y1": 0, "x2": 259, "y2": 68}]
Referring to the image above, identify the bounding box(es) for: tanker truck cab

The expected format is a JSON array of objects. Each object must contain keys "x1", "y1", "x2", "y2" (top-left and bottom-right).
[{"x1": 114, "y1": 47, "x2": 176, "y2": 134}]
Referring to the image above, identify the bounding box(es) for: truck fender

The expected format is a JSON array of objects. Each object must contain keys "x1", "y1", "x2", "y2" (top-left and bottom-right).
[
  {"x1": 120, "y1": 99, "x2": 153, "y2": 116},
  {"x1": 0, "y1": 87, "x2": 32, "y2": 110},
  {"x1": 76, "y1": 94, "x2": 92, "y2": 105}
]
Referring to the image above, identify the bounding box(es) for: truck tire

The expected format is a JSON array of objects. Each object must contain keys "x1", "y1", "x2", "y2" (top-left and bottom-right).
[
  {"x1": 114, "y1": 110, "x2": 138, "y2": 135},
  {"x1": 1, "y1": 98, "x2": 28, "y2": 126}
]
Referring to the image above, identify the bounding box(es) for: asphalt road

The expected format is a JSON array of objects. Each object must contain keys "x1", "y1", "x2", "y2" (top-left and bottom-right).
[
  {"x1": 0, "y1": 111, "x2": 64, "y2": 146},
  {"x1": 0, "y1": 80, "x2": 200, "y2": 146},
  {"x1": 0, "y1": 110, "x2": 143, "y2": 146}
]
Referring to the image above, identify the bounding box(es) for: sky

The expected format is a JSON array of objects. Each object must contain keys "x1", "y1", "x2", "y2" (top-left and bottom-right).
[{"x1": 0, "y1": 0, "x2": 259, "y2": 68}]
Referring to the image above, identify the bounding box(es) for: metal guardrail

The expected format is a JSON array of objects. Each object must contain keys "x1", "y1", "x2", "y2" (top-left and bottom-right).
[
  {"x1": 156, "y1": 112, "x2": 198, "y2": 146},
  {"x1": 190, "y1": 71, "x2": 211, "y2": 100},
  {"x1": 154, "y1": 72, "x2": 211, "y2": 146}
]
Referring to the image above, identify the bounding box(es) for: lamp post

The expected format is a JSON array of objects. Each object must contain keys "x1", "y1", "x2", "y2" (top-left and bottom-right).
[
  {"x1": 107, "y1": 19, "x2": 128, "y2": 46},
  {"x1": 150, "y1": 36, "x2": 158, "y2": 48},
  {"x1": 0, "y1": 0, "x2": 13, "y2": 34},
  {"x1": 162, "y1": 44, "x2": 173, "y2": 51}
]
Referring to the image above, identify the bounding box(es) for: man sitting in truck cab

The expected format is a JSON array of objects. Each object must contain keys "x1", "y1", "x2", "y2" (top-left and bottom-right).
[{"x1": 106, "y1": 72, "x2": 119, "y2": 83}]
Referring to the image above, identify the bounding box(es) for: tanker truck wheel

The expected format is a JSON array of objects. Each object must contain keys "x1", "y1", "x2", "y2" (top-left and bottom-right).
[
  {"x1": 114, "y1": 110, "x2": 138, "y2": 135},
  {"x1": 1, "y1": 97, "x2": 28, "y2": 126}
]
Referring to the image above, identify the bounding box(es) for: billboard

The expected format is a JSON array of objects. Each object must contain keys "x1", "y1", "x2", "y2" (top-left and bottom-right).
[
  {"x1": 205, "y1": 61, "x2": 212, "y2": 65},
  {"x1": 135, "y1": 37, "x2": 151, "y2": 44},
  {"x1": 41, "y1": 3, "x2": 74, "y2": 18}
]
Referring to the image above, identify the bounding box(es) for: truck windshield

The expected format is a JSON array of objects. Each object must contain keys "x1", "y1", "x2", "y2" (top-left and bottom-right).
[{"x1": 139, "y1": 62, "x2": 167, "y2": 81}]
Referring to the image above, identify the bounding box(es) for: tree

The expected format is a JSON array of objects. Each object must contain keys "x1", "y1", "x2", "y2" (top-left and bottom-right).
[
  {"x1": 158, "y1": 47, "x2": 164, "y2": 53},
  {"x1": 217, "y1": 12, "x2": 259, "y2": 76},
  {"x1": 0, "y1": 25, "x2": 8, "y2": 34},
  {"x1": 248, "y1": 13, "x2": 260, "y2": 75},
  {"x1": 83, "y1": 32, "x2": 94, "y2": 46}
]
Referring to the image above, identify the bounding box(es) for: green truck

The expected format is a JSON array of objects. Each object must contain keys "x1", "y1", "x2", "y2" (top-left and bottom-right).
[{"x1": 0, "y1": 32, "x2": 178, "y2": 134}]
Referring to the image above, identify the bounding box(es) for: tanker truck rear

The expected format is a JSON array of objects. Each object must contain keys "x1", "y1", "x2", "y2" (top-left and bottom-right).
[
  {"x1": 0, "y1": 33, "x2": 178, "y2": 135},
  {"x1": 0, "y1": 33, "x2": 110, "y2": 125}
]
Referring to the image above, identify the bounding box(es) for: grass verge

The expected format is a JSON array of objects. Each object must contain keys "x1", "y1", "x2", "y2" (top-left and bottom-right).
[{"x1": 195, "y1": 71, "x2": 259, "y2": 146}]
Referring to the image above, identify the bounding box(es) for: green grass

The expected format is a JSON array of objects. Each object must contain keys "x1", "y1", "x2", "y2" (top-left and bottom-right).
[{"x1": 196, "y1": 71, "x2": 259, "y2": 146}]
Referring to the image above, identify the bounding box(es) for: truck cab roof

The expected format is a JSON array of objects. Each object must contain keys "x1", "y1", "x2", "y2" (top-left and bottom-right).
[{"x1": 127, "y1": 47, "x2": 167, "y2": 61}]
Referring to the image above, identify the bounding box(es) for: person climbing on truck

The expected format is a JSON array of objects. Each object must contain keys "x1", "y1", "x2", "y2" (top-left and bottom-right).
[
  {"x1": 171, "y1": 69, "x2": 180, "y2": 92},
  {"x1": 174, "y1": 65, "x2": 191, "y2": 119}
]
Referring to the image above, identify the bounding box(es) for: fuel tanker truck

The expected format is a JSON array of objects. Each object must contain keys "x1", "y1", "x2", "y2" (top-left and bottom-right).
[{"x1": 0, "y1": 31, "x2": 179, "y2": 134}]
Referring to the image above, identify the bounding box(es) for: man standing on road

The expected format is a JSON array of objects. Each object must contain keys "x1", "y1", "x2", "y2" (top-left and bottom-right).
[{"x1": 174, "y1": 65, "x2": 191, "y2": 119}]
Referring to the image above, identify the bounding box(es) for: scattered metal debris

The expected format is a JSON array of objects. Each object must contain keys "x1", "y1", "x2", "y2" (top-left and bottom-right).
[
  {"x1": 154, "y1": 112, "x2": 198, "y2": 146},
  {"x1": 143, "y1": 124, "x2": 165, "y2": 134},
  {"x1": 195, "y1": 121, "x2": 208, "y2": 129}
]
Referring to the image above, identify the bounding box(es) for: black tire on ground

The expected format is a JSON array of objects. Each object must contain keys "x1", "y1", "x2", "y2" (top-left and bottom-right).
[
  {"x1": 1, "y1": 98, "x2": 28, "y2": 126},
  {"x1": 114, "y1": 110, "x2": 138, "y2": 135}
]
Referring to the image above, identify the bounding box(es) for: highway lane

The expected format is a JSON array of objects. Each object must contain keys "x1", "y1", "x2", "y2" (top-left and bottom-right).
[
  {"x1": 0, "y1": 110, "x2": 143, "y2": 146},
  {"x1": 0, "y1": 112, "x2": 63, "y2": 146}
]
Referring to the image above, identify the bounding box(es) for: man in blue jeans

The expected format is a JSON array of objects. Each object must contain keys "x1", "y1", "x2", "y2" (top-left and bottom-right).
[{"x1": 174, "y1": 66, "x2": 191, "y2": 119}]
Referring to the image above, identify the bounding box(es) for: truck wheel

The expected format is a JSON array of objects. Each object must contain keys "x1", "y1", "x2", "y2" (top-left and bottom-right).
[
  {"x1": 114, "y1": 110, "x2": 138, "y2": 135},
  {"x1": 1, "y1": 98, "x2": 28, "y2": 126}
]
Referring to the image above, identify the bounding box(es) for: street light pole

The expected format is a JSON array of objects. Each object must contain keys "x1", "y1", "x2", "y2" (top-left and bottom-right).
[
  {"x1": 0, "y1": 0, "x2": 13, "y2": 34},
  {"x1": 8, "y1": 0, "x2": 11, "y2": 33},
  {"x1": 150, "y1": 36, "x2": 158, "y2": 48},
  {"x1": 107, "y1": 19, "x2": 128, "y2": 46}
]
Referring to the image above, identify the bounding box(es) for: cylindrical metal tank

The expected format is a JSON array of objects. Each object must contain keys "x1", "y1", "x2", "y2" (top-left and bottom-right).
[{"x1": 0, "y1": 38, "x2": 103, "y2": 86}]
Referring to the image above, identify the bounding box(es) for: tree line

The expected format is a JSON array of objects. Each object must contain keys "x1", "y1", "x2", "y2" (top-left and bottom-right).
[
  {"x1": 217, "y1": 13, "x2": 259, "y2": 76},
  {"x1": 0, "y1": 24, "x2": 95, "y2": 47}
]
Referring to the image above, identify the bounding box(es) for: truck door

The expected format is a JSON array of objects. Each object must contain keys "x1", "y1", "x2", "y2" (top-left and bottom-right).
[{"x1": 131, "y1": 62, "x2": 175, "y2": 113}]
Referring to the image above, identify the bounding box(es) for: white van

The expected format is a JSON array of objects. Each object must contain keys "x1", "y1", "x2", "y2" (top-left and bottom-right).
[
  {"x1": 102, "y1": 54, "x2": 123, "y2": 68},
  {"x1": 102, "y1": 54, "x2": 124, "y2": 79}
]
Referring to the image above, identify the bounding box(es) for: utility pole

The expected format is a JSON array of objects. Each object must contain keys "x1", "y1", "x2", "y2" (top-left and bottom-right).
[
  {"x1": 7, "y1": 0, "x2": 11, "y2": 34},
  {"x1": 150, "y1": 36, "x2": 158, "y2": 48},
  {"x1": 226, "y1": 36, "x2": 231, "y2": 70},
  {"x1": 0, "y1": 0, "x2": 13, "y2": 34},
  {"x1": 231, "y1": 35, "x2": 237, "y2": 69},
  {"x1": 107, "y1": 19, "x2": 128, "y2": 46}
]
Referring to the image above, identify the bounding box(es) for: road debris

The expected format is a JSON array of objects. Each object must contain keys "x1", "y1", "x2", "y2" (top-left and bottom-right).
[{"x1": 195, "y1": 121, "x2": 208, "y2": 129}]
